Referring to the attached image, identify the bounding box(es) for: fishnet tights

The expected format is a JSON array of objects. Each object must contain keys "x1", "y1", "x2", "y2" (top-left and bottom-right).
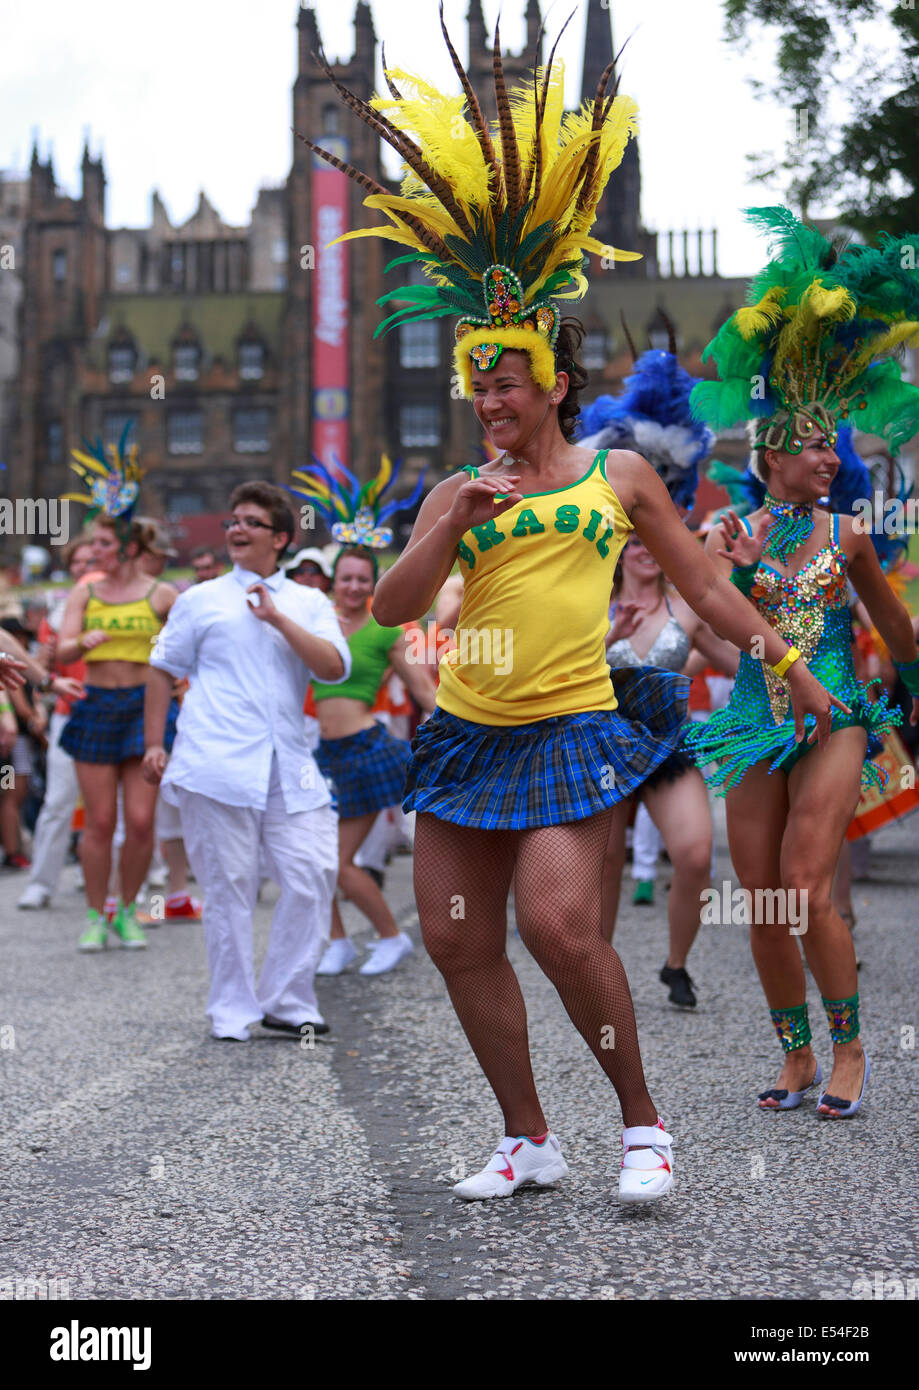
[{"x1": 414, "y1": 812, "x2": 658, "y2": 1136}]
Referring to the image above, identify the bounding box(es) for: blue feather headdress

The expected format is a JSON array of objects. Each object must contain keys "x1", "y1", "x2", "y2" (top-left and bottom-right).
[
  {"x1": 576, "y1": 350, "x2": 714, "y2": 509},
  {"x1": 288, "y1": 454, "x2": 426, "y2": 550}
]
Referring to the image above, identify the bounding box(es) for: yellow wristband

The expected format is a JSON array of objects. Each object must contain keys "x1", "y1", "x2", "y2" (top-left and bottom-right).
[{"x1": 771, "y1": 646, "x2": 802, "y2": 679}]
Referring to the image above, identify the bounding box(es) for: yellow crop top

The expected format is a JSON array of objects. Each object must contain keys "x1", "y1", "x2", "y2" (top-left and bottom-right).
[
  {"x1": 436, "y1": 451, "x2": 633, "y2": 725},
  {"x1": 83, "y1": 584, "x2": 163, "y2": 664}
]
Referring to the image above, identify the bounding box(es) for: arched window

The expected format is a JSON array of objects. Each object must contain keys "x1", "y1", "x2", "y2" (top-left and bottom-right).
[{"x1": 108, "y1": 337, "x2": 136, "y2": 383}]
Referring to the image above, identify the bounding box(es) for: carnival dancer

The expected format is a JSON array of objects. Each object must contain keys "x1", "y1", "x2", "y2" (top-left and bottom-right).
[
  {"x1": 55, "y1": 432, "x2": 178, "y2": 951},
  {"x1": 683, "y1": 208, "x2": 919, "y2": 1118},
  {"x1": 143, "y1": 482, "x2": 350, "y2": 1042},
  {"x1": 288, "y1": 459, "x2": 436, "y2": 976},
  {"x1": 304, "y1": 15, "x2": 843, "y2": 1201},
  {"x1": 577, "y1": 342, "x2": 738, "y2": 1004}
]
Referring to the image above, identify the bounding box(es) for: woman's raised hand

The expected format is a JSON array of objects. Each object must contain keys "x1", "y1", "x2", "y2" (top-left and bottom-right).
[
  {"x1": 606, "y1": 600, "x2": 644, "y2": 647},
  {"x1": 446, "y1": 473, "x2": 523, "y2": 535},
  {"x1": 716, "y1": 509, "x2": 773, "y2": 569}
]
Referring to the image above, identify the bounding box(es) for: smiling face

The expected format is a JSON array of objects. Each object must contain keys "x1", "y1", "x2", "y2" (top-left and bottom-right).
[
  {"x1": 333, "y1": 553, "x2": 376, "y2": 615},
  {"x1": 617, "y1": 535, "x2": 666, "y2": 597},
  {"x1": 225, "y1": 503, "x2": 287, "y2": 573},
  {"x1": 763, "y1": 432, "x2": 840, "y2": 502},
  {"x1": 471, "y1": 350, "x2": 566, "y2": 455}
]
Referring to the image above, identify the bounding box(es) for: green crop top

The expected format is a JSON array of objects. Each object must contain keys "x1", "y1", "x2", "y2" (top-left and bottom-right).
[{"x1": 312, "y1": 616, "x2": 404, "y2": 705}]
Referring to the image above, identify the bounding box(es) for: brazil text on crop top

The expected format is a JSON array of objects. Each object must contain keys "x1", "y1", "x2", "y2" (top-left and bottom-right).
[
  {"x1": 312, "y1": 616, "x2": 404, "y2": 706},
  {"x1": 83, "y1": 583, "x2": 164, "y2": 664},
  {"x1": 436, "y1": 450, "x2": 633, "y2": 724}
]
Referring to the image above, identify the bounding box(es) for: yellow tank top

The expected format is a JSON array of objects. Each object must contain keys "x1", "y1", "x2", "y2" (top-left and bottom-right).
[
  {"x1": 437, "y1": 450, "x2": 632, "y2": 724},
  {"x1": 83, "y1": 584, "x2": 163, "y2": 664}
]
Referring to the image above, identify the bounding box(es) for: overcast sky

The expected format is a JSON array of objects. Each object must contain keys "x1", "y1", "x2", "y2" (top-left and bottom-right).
[{"x1": 1, "y1": 0, "x2": 842, "y2": 276}]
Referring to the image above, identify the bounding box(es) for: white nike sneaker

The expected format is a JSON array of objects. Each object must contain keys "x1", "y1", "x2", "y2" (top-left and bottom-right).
[
  {"x1": 359, "y1": 931, "x2": 414, "y2": 976},
  {"x1": 316, "y1": 938, "x2": 358, "y2": 975},
  {"x1": 618, "y1": 1119, "x2": 674, "y2": 1203},
  {"x1": 18, "y1": 883, "x2": 50, "y2": 909},
  {"x1": 453, "y1": 1133, "x2": 569, "y2": 1200}
]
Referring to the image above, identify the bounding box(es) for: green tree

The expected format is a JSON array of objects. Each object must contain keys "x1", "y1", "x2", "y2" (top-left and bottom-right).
[{"x1": 723, "y1": 0, "x2": 919, "y2": 239}]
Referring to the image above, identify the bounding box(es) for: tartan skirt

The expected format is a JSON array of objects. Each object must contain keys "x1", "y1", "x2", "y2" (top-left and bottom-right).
[
  {"x1": 403, "y1": 666, "x2": 691, "y2": 830},
  {"x1": 316, "y1": 721, "x2": 411, "y2": 820},
  {"x1": 60, "y1": 684, "x2": 178, "y2": 765}
]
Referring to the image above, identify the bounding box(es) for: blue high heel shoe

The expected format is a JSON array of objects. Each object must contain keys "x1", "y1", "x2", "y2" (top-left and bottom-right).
[
  {"x1": 757, "y1": 1059, "x2": 822, "y2": 1110},
  {"x1": 817, "y1": 1052, "x2": 870, "y2": 1119}
]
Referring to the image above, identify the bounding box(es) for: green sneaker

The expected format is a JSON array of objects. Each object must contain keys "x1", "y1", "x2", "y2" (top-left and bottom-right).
[
  {"x1": 633, "y1": 879, "x2": 655, "y2": 906},
  {"x1": 78, "y1": 909, "x2": 108, "y2": 953},
  {"x1": 112, "y1": 901, "x2": 147, "y2": 950}
]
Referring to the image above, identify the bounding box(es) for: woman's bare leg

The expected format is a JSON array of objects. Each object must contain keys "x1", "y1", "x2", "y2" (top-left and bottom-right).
[
  {"x1": 642, "y1": 768, "x2": 712, "y2": 970},
  {"x1": 74, "y1": 762, "x2": 120, "y2": 914},
  {"x1": 783, "y1": 728, "x2": 867, "y2": 1105},
  {"x1": 726, "y1": 762, "x2": 819, "y2": 1099},
  {"x1": 336, "y1": 812, "x2": 400, "y2": 940},
  {"x1": 119, "y1": 758, "x2": 159, "y2": 905},
  {"x1": 414, "y1": 814, "x2": 545, "y2": 1136}
]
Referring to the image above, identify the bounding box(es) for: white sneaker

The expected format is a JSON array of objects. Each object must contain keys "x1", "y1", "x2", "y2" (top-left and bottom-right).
[
  {"x1": 18, "y1": 883, "x2": 50, "y2": 909},
  {"x1": 618, "y1": 1119, "x2": 674, "y2": 1203},
  {"x1": 316, "y1": 938, "x2": 358, "y2": 975},
  {"x1": 358, "y1": 931, "x2": 414, "y2": 976},
  {"x1": 453, "y1": 1133, "x2": 569, "y2": 1200}
]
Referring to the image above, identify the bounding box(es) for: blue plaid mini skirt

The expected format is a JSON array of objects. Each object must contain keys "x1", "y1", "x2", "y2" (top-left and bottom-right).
[
  {"x1": 60, "y1": 684, "x2": 178, "y2": 765},
  {"x1": 403, "y1": 666, "x2": 691, "y2": 830},
  {"x1": 316, "y1": 721, "x2": 411, "y2": 820}
]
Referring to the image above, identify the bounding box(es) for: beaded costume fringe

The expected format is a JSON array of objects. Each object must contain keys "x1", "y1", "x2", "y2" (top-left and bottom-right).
[{"x1": 681, "y1": 680, "x2": 902, "y2": 796}]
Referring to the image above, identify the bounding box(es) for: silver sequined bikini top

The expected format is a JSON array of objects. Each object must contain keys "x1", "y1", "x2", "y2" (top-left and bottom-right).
[{"x1": 607, "y1": 593, "x2": 692, "y2": 673}]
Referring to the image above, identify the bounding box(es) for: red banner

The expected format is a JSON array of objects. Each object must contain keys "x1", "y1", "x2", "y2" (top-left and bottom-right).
[{"x1": 311, "y1": 139, "x2": 351, "y2": 469}]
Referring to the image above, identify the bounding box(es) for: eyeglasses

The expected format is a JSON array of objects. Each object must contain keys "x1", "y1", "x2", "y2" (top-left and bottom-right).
[{"x1": 221, "y1": 516, "x2": 278, "y2": 532}]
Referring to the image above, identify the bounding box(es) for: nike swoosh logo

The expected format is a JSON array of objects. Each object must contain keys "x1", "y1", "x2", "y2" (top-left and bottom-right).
[{"x1": 640, "y1": 1179, "x2": 655, "y2": 1185}]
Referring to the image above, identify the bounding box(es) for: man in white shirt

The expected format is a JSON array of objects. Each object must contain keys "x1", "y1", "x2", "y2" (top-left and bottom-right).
[{"x1": 143, "y1": 482, "x2": 351, "y2": 1041}]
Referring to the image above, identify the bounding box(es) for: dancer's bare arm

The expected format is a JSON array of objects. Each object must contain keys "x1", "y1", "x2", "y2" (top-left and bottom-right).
[
  {"x1": 373, "y1": 472, "x2": 522, "y2": 626},
  {"x1": 621, "y1": 452, "x2": 848, "y2": 744}
]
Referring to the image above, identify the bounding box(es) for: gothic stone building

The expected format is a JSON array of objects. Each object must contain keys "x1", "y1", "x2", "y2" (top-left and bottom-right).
[{"x1": 12, "y1": 1, "x2": 750, "y2": 555}]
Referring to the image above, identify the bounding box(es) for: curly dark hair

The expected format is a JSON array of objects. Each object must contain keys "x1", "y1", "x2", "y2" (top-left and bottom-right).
[{"x1": 554, "y1": 317, "x2": 589, "y2": 441}]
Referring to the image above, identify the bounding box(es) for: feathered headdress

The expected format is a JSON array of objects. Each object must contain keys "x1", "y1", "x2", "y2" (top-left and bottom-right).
[
  {"x1": 297, "y1": 4, "x2": 640, "y2": 398},
  {"x1": 577, "y1": 343, "x2": 714, "y2": 509},
  {"x1": 288, "y1": 454, "x2": 425, "y2": 551},
  {"x1": 62, "y1": 422, "x2": 144, "y2": 538},
  {"x1": 691, "y1": 207, "x2": 919, "y2": 456}
]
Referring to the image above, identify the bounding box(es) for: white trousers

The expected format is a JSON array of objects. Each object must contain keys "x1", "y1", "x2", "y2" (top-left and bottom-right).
[
  {"x1": 173, "y1": 756, "x2": 338, "y2": 1039},
  {"x1": 25, "y1": 711, "x2": 79, "y2": 895},
  {"x1": 632, "y1": 801, "x2": 662, "y2": 881}
]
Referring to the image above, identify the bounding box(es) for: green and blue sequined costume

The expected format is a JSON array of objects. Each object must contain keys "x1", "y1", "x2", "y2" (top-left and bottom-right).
[{"x1": 682, "y1": 512, "x2": 901, "y2": 793}]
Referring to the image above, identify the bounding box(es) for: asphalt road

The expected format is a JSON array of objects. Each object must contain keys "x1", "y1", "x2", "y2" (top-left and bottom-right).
[{"x1": 1, "y1": 801, "x2": 917, "y2": 1303}]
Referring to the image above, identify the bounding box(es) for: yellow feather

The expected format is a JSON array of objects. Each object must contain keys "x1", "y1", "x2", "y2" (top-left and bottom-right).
[
  {"x1": 372, "y1": 72, "x2": 492, "y2": 215},
  {"x1": 849, "y1": 320, "x2": 919, "y2": 375},
  {"x1": 365, "y1": 453, "x2": 394, "y2": 507},
  {"x1": 363, "y1": 193, "x2": 463, "y2": 243},
  {"x1": 69, "y1": 450, "x2": 111, "y2": 478},
  {"x1": 736, "y1": 287, "x2": 787, "y2": 340}
]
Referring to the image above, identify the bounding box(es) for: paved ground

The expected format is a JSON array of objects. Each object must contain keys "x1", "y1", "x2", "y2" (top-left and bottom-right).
[{"x1": 1, "y1": 803, "x2": 917, "y2": 1303}]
